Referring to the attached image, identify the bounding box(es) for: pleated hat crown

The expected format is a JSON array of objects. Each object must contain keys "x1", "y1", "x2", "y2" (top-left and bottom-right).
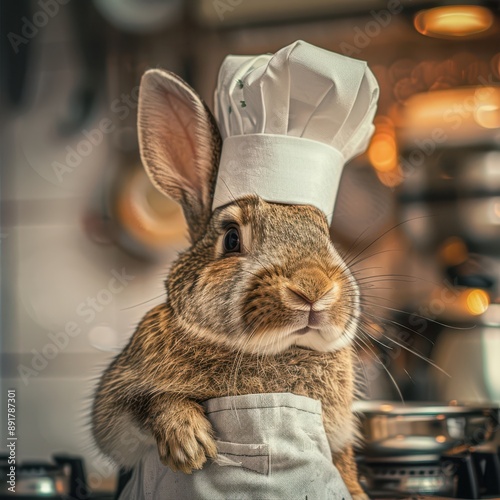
[{"x1": 212, "y1": 40, "x2": 379, "y2": 223}]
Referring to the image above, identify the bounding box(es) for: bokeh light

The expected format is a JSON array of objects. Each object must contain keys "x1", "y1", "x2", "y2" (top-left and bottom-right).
[
  {"x1": 466, "y1": 289, "x2": 490, "y2": 315},
  {"x1": 414, "y1": 5, "x2": 494, "y2": 39}
]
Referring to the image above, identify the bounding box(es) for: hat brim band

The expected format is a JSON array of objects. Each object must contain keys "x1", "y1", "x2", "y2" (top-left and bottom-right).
[{"x1": 212, "y1": 134, "x2": 344, "y2": 224}]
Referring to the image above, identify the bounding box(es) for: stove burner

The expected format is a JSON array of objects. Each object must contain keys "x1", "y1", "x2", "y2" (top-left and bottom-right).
[
  {"x1": 358, "y1": 448, "x2": 500, "y2": 498},
  {"x1": 358, "y1": 457, "x2": 454, "y2": 497},
  {"x1": 0, "y1": 454, "x2": 93, "y2": 499}
]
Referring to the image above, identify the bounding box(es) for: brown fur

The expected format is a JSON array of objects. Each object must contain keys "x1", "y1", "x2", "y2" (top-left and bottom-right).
[{"x1": 92, "y1": 68, "x2": 366, "y2": 497}]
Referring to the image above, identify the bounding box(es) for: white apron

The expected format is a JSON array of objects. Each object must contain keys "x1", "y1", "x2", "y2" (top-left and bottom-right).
[{"x1": 119, "y1": 393, "x2": 352, "y2": 500}]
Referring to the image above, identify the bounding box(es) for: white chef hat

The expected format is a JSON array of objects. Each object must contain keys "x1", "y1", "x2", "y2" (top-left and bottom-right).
[{"x1": 212, "y1": 40, "x2": 379, "y2": 223}]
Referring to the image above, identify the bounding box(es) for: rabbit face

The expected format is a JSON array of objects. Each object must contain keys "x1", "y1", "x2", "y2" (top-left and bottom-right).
[
  {"x1": 137, "y1": 70, "x2": 359, "y2": 355},
  {"x1": 167, "y1": 195, "x2": 359, "y2": 355}
]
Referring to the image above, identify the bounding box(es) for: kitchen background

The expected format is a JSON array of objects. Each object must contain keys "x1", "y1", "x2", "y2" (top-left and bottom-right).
[{"x1": 1, "y1": 0, "x2": 500, "y2": 497}]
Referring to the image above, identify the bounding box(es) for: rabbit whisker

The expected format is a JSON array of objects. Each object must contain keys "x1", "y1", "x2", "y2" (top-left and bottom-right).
[
  {"x1": 355, "y1": 333, "x2": 405, "y2": 403},
  {"x1": 349, "y1": 266, "x2": 385, "y2": 275},
  {"x1": 342, "y1": 214, "x2": 435, "y2": 269},
  {"x1": 348, "y1": 249, "x2": 404, "y2": 270},
  {"x1": 359, "y1": 299, "x2": 472, "y2": 332},
  {"x1": 356, "y1": 324, "x2": 393, "y2": 350},
  {"x1": 357, "y1": 317, "x2": 449, "y2": 377},
  {"x1": 120, "y1": 293, "x2": 166, "y2": 310},
  {"x1": 359, "y1": 309, "x2": 434, "y2": 345}
]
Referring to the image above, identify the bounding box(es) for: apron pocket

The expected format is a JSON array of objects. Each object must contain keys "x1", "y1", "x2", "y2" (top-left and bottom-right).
[{"x1": 213, "y1": 440, "x2": 269, "y2": 475}]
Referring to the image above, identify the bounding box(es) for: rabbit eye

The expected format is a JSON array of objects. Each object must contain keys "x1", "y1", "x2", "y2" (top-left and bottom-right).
[{"x1": 223, "y1": 226, "x2": 241, "y2": 253}]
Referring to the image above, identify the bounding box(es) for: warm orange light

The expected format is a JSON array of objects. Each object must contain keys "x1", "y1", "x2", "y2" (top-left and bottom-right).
[
  {"x1": 466, "y1": 289, "x2": 490, "y2": 315},
  {"x1": 414, "y1": 5, "x2": 494, "y2": 38},
  {"x1": 368, "y1": 117, "x2": 404, "y2": 187},
  {"x1": 474, "y1": 104, "x2": 500, "y2": 129},
  {"x1": 380, "y1": 404, "x2": 394, "y2": 412},
  {"x1": 436, "y1": 435, "x2": 447, "y2": 443},
  {"x1": 494, "y1": 199, "x2": 500, "y2": 219},
  {"x1": 401, "y1": 87, "x2": 500, "y2": 139},
  {"x1": 368, "y1": 133, "x2": 398, "y2": 172},
  {"x1": 116, "y1": 168, "x2": 187, "y2": 248},
  {"x1": 440, "y1": 237, "x2": 468, "y2": 266}
]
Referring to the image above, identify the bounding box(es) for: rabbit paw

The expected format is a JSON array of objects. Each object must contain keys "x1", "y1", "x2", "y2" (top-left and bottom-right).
[{"x1": 155, "y1": 402, "x2": 217, "y2": 474}]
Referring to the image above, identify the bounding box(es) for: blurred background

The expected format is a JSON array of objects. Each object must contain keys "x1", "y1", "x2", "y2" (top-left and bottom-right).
[{"x1": 1, "y1": 0, "x2": 500, "y2": 496}]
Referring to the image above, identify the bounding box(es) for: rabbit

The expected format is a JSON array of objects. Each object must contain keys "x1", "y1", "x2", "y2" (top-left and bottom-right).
[{"x1": 91, "y1": 68, "x2": 367, "y2": 499}]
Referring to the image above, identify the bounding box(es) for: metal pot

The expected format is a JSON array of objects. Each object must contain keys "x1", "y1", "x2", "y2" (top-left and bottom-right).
[{"x1": 353, "y1": 401, "x2": 499, "y2": 457}]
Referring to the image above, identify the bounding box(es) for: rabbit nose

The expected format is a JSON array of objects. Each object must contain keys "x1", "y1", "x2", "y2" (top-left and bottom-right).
[
  {"x1": 285, "y1": 285, "x2": 334, "y2": 311},
  {"x1": 287, "y1": 287, "x2": 315, "y2": 306},
  {"x1": 285, "y1": 266, "x2": 338, "y2": 310}
]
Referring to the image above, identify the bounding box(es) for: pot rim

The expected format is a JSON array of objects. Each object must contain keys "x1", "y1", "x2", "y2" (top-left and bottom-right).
[{"x1": 353, "y1": 400, "x2": 499, "y2": 416}]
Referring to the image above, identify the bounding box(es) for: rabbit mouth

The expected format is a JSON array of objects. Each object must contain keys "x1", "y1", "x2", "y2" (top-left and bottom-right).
[
  {"x1": 291, "y1": 310, "x2": 328, "y2": 335},
  {"x1": 294, "y1": 327, "x2": 310, "y2": 335}
]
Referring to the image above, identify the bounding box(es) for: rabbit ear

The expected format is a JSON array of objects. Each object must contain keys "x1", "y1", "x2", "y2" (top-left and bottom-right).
[{"x1": 138, "y1": 69, "x2": 222, "y2": 242}]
